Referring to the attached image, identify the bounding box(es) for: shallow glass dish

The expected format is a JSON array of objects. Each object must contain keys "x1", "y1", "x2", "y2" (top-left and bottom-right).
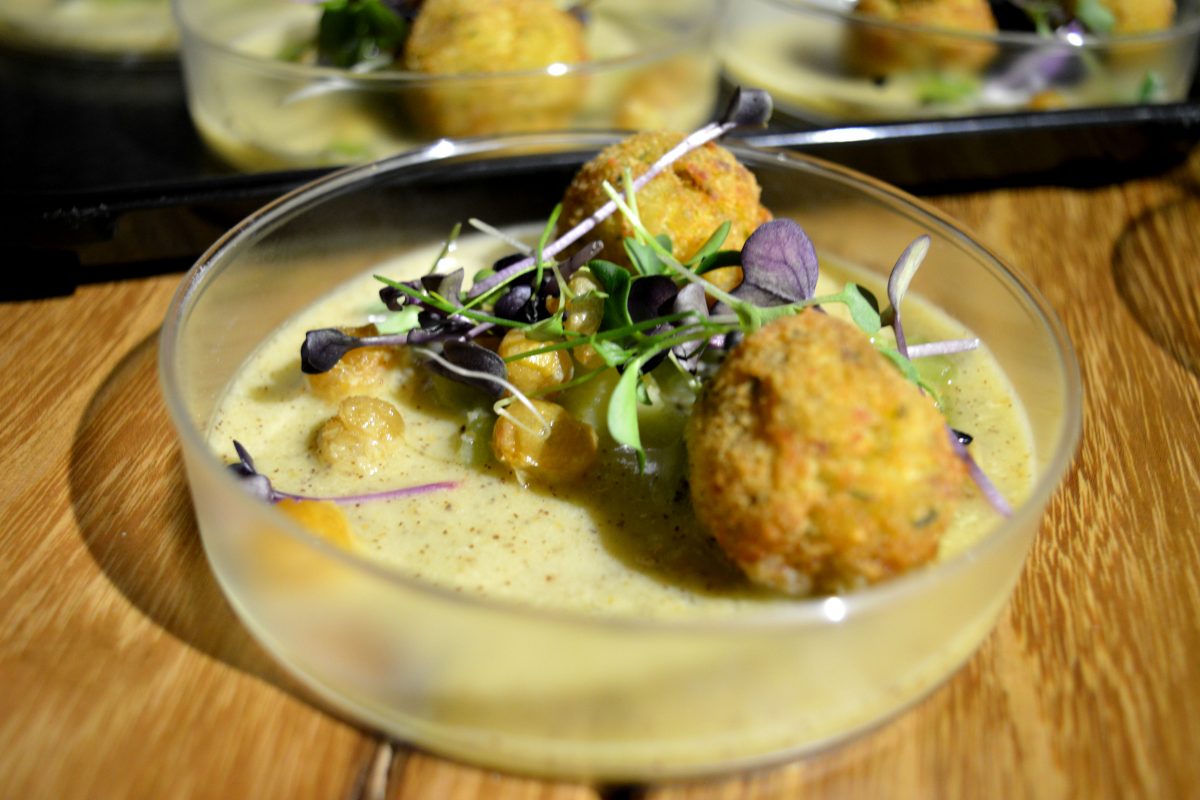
[
  {"x1": 159, "y1": 132, "x2": 1081, "y2": 779},
  {"x1": 720, "y1": 0, "x2": 1200, "y2": 123},
  {"x1": 171, "y1": 0, "x2": 718, "y2": 171},
  {"x1": 0, "y1": 0, "x2": 176, "y2": 57}
]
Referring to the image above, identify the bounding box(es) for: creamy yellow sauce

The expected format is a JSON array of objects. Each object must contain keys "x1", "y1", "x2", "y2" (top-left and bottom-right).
[{"x1": 208, "y1": 229, "x2": 1035, "y2": 619}]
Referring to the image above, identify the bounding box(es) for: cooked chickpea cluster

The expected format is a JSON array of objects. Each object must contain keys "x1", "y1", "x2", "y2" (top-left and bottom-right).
[{"x1": 315, "y1": 395, "x2": 406, "y2": 476}]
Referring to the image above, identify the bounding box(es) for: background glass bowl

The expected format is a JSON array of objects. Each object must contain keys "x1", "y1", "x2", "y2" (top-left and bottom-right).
[
  {"x1": 171, "y1": 0, "x2": 718, "y2": 171},
  {"x1": 0, "y1": 0, "x2": 176, "y2": 57},
  {"x1": 159, "y1": 132, "x2": 1082, "y2": 779},
  {"x1": 720, "y1": 0, "x2": 1200, "y2": 123}
]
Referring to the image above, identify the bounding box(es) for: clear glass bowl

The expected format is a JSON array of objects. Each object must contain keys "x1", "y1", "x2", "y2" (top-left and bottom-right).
[
  {"x1": 720, "y1": 0, "x2": 1200, "y2": 123},
  {"x1": 0, "y1": 0, "x2": 177, "y2": 57},
  {"x1": 171, "y1": 0, "x2": 718, "y2": 171},
  {"x1": 159, "y1": 132, "x2": 1082, "y2": 779}
]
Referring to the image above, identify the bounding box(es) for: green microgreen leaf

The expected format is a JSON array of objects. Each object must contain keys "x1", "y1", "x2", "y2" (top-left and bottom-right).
[
  {"x1": 525, "y1": 314, "x2": 566, "y2": 341},
  {"x1": 686, "y1": 220, "x2": 731, "y2": 267},
  {"x1": 695, "y1": 249, "x2": 742, "y2": 275},
  {"x1": 878, "y1": 346, "x2": 942, "y2": 403},
  {"x1": 624, "y1": 237, "x2": 667, "y2": 276},
  {"x1": 592, "y1": 339, "x2": 633, "y2": 366},
  {"x1": 1075, "y1": 0, "x2": 1116, "y2": 34},
  {"x1": 375, "y1": 304, "x2": 422, "y2": 335},
  {"x1": 317, "y1": 0, "x2": 409, "y2": 70},
  {"x1": 608, "y1": 354, "x2": 654, "y2": 470},
  {"x1": 589, "y1": 259, "x2": 634, "y2": 330},
  {"x1": 1138, "y1": 71, "x2": 1166, "y2": 102}
]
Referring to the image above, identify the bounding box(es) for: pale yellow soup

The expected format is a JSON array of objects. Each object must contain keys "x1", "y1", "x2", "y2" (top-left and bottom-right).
[{"x1": 208, "y1": 229, "x2": 1035, "y2": 619}]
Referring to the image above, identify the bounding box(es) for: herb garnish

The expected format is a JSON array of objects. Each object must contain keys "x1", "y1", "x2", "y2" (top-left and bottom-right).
[
  {"x1": 229, "y1": 440, "x2": 457, "y2": 504},
  {"x1": 290, "y1": 86, "x2": 1009, "y2": 514}
]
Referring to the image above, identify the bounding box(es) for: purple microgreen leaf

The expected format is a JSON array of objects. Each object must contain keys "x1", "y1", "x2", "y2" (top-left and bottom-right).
[
  {"x1": 422, "y1": 341, "x2": 508, "y2": 397},
  {"x1": 686, "y1": 221, "x2": 732, "y2": 267},
  {"x1": 950, "y1": 429, "x2": 1012, "y2": 517},
  {"x1": 560, "y1": 240, "x2": 603, "y2": 280},
  {"x1": 907, "y1": 338, "x2": 980, "y2": 359},
  {"x1": 720, "y1": 86, "x2": 773, "y2": 129},
  {"x1": 627, "y1": 275, "x2": 679, "y2": 325},
  {"x1": 301, "y1": 328, "x2": 363, "y2": 374},
  {"x1": 885, "y1": 235, "x2": 931, "y2": 358},
  {"x1": 421, "y1": 267, "x2": 465, "y2": 307},
  {"x1": 735, "y1": 219, "x2": 819, "y2": 306},
  {"x1": 494, "y1": 284, "x2": 535, "y2": 321},
  {"x1": 671, "y1": 283, "x2": 710, "y2": 367},
  {"x1": 229, "y1": 440, "x2": 455, "y2": 506}
]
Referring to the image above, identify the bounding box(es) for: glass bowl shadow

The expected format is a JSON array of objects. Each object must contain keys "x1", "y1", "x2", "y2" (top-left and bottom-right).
[{"x1": 158, "y1": 132, "x2": 1082, "y2": 780}]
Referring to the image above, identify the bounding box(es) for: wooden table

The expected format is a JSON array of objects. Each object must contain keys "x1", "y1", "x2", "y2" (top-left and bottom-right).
[{"x1": 3, "y1": 145, "x2": 1199, "y2": 800}]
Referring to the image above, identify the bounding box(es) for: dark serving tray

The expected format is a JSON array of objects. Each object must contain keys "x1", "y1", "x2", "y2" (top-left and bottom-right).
[{"x1": 2, "y1": 43, "x2": 1198, "y2": 299}]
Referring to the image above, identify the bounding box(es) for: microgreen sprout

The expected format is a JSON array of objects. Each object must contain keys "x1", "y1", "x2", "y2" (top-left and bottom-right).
[
  {"x1": 229, "y1": 440, "x2": 456, "y2": 505},
  {"x1": 465, "y1": 87, "x2": 773, "y2": 299}
]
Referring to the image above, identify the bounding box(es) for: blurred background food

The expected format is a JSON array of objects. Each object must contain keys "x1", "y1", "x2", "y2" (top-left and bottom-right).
[
  {"x1": 720, "y1": 0, "x2": 1200, "y2": 123},
  {"x1": 171, "y1": 0, "x2": 720, "y2": 170},
  {"x1": 0, "y1": 0, "x2": 177, "y2": 57}
]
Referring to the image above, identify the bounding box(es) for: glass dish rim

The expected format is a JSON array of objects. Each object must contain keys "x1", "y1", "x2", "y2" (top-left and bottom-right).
[
  {"x1": 757, "y1": 0, "x2": 1200, "y2": 46},
  {"x1": 158, "y1": 130, "x2": 1084, "y2": 633},
  {"x1": 169, "y1": 0, "x2": 718, "y2": 84}
]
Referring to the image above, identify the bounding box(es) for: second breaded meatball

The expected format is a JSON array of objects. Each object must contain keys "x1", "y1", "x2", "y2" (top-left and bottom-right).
[
  {"x1": 403, "y1": 0, "x2": 588, "y2": 137},
  {"x1": 558, "y1": 132, "x2": 773, "y2": 268},
  {"x1": 845, "y1": 0, "x2": 998, "y2": 76},
  {"x1": 687, "y1": 312, "x2": 967, "y2": 595}
]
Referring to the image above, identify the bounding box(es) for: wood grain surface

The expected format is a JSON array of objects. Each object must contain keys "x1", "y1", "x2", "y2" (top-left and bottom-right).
[{"x1": 2, "y1": 147, "x2": 1198, "y2": 799}]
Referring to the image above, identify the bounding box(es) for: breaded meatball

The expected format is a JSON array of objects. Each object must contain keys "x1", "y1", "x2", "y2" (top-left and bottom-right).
[
  {"x1": 403, "y1": 0, "x2": 588, "y2": 137},
  {"x1": 686, "y1": 312, "x2": 967, "y2": 595},
  {"x1": 845, "y1": 0, "x2": 998, "y2": 76},
  {"x1": 1069, "y1": 0, "x2": 1174, "y2": 33},
  {"x1": 558, "y1": 132, "x2": 772, "y2": 268}
]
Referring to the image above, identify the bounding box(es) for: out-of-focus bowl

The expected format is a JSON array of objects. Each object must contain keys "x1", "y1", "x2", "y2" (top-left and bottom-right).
[
  {"x1": 159, "y1": 132, "x2": 1081, "y2": 779},
  {"x1": 0, "y1": 0, "x2": 176, "y2": 57},
  {"x1": 720, "y1": 0, "x2": 1200, "y2": 123},
  {"x1": 170, "y1": 0, "x2": 718, "y2": 171}
]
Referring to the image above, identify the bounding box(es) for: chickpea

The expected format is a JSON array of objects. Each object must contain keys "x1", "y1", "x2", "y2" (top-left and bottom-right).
[
  {"x1": 307, "y1": 324, "x2": 401, "y2": 401},
  {"x1": 564, "y1": 270, "x2": 608, "y2": 370},
  {"x1": 275, "y1": 499, "x2": 353, "y2": 549},
  {"x1": 314, "y1": 395, "x2": 405, "y2": 476},
  {"x1": 492, "y1": 399, "x2": 598, "y2": 484},
  {"x1": 498, "y1": 328, "x2": 574, "y2": 396}
]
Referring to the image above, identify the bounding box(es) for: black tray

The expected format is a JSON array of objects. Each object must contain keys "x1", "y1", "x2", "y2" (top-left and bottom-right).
[{"x1": 3, "y1": 43, "x2": 1198, "y2": 299}]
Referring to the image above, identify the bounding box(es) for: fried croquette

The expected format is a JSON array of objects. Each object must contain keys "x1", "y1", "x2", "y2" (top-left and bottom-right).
[
  {"x1": 845, "y1": 0, "x2": 998, "y2": 76},
  {"x1": 686, "y1": 312, "x2": 967, "y2": 595},
  {"x1": 403, "y1": 0, "x2": 588, "y2": 137},
  {"x1": 557, "y1": 131, "x2": 772, "y2": 268},
  {"x1": 1068, "y1": 0, "x2": 1174, "y2": 33}
]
